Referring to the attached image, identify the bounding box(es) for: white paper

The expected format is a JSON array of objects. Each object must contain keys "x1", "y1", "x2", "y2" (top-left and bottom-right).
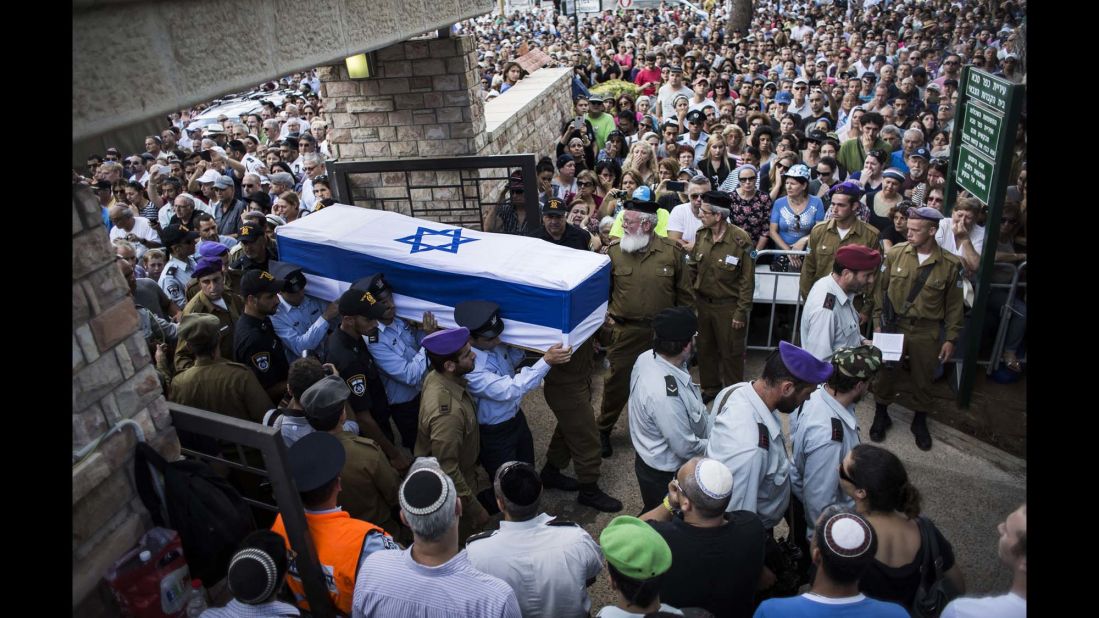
[
  {"x1": 873, "y1": 333, "x2": 905, "y2": 362},
  {"x1": 725, "y1": 255, "x2": 740, "y2": 266}
]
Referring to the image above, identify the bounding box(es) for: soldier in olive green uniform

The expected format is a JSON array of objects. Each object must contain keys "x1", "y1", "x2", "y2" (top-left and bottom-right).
[
  {"x1": 798, "y1": 181, "x2": 881, "y2": 302},
  {"x1": 414, "y1": 327, "x2": 487, "y2": 544},
  {"x1": 176, "y1": 257, "x2": 244, "y2": 372},
  {"x1": 870, "y1": 207, "x2": 964, "y2": 451},
  {"x1": 299, "y1": 375, "x2": 403, "y2": 539},
  {"x1": 690, "y1": 191, "x2": 756, "y2": 400},
  {"x1": 185, "y1": 241, "x2": 241, "y2": 303},
  {"x1": 598, "y1": 199, "x2": 694, "y2": 456}
]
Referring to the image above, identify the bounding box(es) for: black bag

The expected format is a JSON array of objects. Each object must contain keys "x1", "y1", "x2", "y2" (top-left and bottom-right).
[
  {"x1": 134, "y1": 442, "x2": 256, "y2": 585},
  {"x1": 911, "y1": 516, "x2": 961, "y2": 618}
]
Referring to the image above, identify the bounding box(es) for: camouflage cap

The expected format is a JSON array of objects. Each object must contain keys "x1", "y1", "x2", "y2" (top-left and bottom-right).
[{"x1": 832, "y1": 345, "x2": 884, "y2": 379}]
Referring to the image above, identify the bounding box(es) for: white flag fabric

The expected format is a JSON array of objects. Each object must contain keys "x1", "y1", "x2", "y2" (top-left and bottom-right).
[{"x1": 276, "y1": 205, "x2": 611, "y2": 351}]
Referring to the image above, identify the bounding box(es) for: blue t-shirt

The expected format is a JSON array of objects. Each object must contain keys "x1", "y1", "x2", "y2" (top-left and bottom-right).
[
  {"x1": 754, "y1": 593, "x2": 909, "y2": 618},
  {"x1": 771, "y1": 195, "x2": 825, "y2": 246}
]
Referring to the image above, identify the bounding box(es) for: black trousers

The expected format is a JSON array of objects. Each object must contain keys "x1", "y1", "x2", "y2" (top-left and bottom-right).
[
  {"x1": 380, "y1": 396, "x2": 420, "y2": 451},
  {"x1": 634, "y1": 453, "x2": 676, "y2": 514},
  {"x1": 476, "y1": 411, "x2": 535, "y2": 513}
]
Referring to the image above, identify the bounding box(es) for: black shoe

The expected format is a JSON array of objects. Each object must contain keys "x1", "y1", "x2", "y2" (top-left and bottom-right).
[
  {"x1": 540, "y1": 464, "x2": 580, "y2": 492},
  {"x1": 869, "y1": 407, "x2": 892, "y2": 442},
  {"x1": 578, "y1": 483, "x2": 623, "y2": 513},
  {"x1": 600, "y1": 431, "x2": 613, "y2": 458},
  {"x1": 911, "y1": 413, "x2": 933, "y2": 451}
]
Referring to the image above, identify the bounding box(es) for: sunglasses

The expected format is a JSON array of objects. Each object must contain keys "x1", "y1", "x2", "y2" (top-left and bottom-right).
[
  {"x1": 839, "y1": 463, "x2": 856, "y2": 485},
  {"x1": 577, "y1": 181, "x2": 594, "y2": 187},
  {"x1": 793, "y1": 213, "x2": 802, "y2": 231},
  {"x1": 739, "y1": 175, "x2": 756, "y2": 182}
]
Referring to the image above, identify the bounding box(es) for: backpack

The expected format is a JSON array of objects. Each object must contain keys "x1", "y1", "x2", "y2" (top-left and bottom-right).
[{"x1": 133, "y1": 442, "x2": 256, "y2": 585}]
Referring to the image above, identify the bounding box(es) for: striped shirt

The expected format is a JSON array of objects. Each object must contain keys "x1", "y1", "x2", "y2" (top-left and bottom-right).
[{"x1": 351, "y1": 547, "x2": 520, "y2": 618}]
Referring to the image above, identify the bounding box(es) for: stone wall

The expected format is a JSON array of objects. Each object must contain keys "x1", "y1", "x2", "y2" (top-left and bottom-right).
[{"x1": 72, "y1": 186, "x2": 180, "y2": 615}]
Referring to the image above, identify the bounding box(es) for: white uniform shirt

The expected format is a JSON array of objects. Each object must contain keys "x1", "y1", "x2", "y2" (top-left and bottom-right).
[
  {"x1": 466, "y1": 513, "x2": 603, "y2": 618},
  {"x1": 800, "y1": 275, "x2": 864, "y2": 361},
  {"x1": 789, "y1": 387, "x2": 859, "y2": 540},
  {"x1": 628, "y1": 350, "x2": 711, "y2": 472},
  {"x1": 705, "y1": 382, "x2": 791, "y2": 529}
]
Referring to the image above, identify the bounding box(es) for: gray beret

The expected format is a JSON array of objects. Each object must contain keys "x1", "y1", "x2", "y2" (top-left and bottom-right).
[
  {"x1": 270, "y1": 172, "x2": 295, "y2": 186},
  {"x1": 300, "y1": 375, "x2": 350, "y2": 431}
]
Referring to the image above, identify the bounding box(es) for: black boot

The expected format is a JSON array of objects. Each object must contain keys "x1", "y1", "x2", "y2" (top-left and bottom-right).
[
  {"x1": 869, "y1": 404, "x2": 892, "y2": 442},
  {"x1": 540, "y1": 464, "x2": 580, "y2": 492},
  {"x1": 578, "y1": 483, "x2": 623, "y2": 513},
  {"x1": 911, "y1": 412, "x2": 933, "y2": 451},
  {"x1": 600, "y1": 431, "x2": 613, "y2": 458}
]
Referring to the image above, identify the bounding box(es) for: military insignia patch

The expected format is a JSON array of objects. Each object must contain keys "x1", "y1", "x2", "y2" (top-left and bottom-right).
[
  {"x1": 167, "y1": 283, "x2": 180, "y2": 296},
  {"x1": 252, "y1": 352, "x2": 271, "y2": 372},
  {"x1": 665, "y1": 375, "x2": 678, "y2": 396},
  {"x1": 823, "y1": 293, "x2": 836, "y2": 310},
  {"x1": 831, "y1": 417, "x2": 843, "y2": 442},
  {"x1": 348, "y1": 374, "x2": 367, "y2": 397},
  {"x1": 440, "y1": 403, "x2": 450, "y2": 414},
  {"x1": 757, "y1": 423, "x2": 770, "y2": 450}
]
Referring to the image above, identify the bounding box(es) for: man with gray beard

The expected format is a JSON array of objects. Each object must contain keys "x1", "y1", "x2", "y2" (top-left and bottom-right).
[{"x1": 598, "y1": 198, "x2": 694, "y2": 458}]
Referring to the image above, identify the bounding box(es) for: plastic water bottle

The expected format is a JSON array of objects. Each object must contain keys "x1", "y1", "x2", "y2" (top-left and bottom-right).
[{"x1": 185, "y1": 579, "x2": 208, "y2": 617}]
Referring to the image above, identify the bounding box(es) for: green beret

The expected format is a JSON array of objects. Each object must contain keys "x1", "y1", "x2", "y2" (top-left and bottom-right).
[
  {"x1": 178, "y1": 314, "x2": 221, "y2": 350},
  {"x1": 832, "y1": 345, "x2": 884, "y2": 379},
  {"x1": 599, "y1": 516, "x2": 672, "y2": 579}
]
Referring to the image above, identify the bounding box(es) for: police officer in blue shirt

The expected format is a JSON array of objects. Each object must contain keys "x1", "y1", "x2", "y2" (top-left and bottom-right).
[
  {"x1": 158, "y1": 223, "x2": 199, "y2": 309},
  {"x1": 355, "y1": 273, "x2": 436, "y2": 452},
  {"x1": 269, "y1": 261, "x2": 339, "y2": 363},
  {"x1": 454, "y1": 300, "x2": 573, "y2": 514}
]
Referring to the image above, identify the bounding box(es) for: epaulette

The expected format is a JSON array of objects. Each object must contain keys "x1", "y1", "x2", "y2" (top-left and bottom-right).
[
  {"x1": 546, "y1": 518, "x2": 581, "y2": 527},
  {"x1": 466, "y1": 530, "x2": 497, "y2": 544},
  {"x1": 830, "y1": 417, "x2": 844, "y2": 442},
  {"x1": 165, "y1": 265, "x2": 178, "y2": 277},
  {"x1": 757, "y1": 423, "x2": 770, "y2": 450},
  {"x1": 665, "y1": 375, "x2": 679, "y2": 396}
]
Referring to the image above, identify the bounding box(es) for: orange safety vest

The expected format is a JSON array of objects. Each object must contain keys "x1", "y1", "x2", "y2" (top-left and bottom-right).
[{"x1": 271, "y1": 510, "x2": 392, "y2": 615}]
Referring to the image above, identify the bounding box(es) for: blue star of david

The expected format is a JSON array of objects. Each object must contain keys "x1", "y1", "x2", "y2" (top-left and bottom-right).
[{"x1": 394, "y1": 226, "x2": 479, "y2": 254}]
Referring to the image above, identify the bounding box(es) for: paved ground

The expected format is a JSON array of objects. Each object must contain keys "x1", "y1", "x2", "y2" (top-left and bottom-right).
[{"x1": 469, "y1": 350, "x2": 1026, "y2": 611}]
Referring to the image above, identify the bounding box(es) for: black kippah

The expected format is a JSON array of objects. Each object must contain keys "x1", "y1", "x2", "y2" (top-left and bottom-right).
[
  {"x1": 400, "y1": 468, "x2": 449, "y2": 516},
  {"x1": 228, "y1": 531, "x2": 288, "y2": 605},
  {"x1": 498, "y1": 462, "x2": 542, "y2": 507}
]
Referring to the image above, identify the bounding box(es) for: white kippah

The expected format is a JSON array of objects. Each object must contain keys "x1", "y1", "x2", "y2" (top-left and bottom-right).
[
  {"x1": 695, "y1": 459, "x2": 733, "y2": 499},
  {"x1": 823, "y1": 514, "x2": 873, "y2": 558}
]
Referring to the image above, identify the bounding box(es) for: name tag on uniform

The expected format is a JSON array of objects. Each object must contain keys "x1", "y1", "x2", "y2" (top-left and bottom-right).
[{"x1": 724, "y1": 255, "x2": 740, "y2": 266}]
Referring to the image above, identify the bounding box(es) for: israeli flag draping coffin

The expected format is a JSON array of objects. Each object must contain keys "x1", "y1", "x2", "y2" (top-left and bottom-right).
[{"x1": 276, "y1": 205, "x2": 611, "y2": 351}]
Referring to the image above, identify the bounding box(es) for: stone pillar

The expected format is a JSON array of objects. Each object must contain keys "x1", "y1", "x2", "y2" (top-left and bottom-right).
[
  {"x1": 72, "y1": 186, "x2": 180, "y2": 615},
  {"x1": 319, "y1": 35, "x2": 487, "y2": 160}
]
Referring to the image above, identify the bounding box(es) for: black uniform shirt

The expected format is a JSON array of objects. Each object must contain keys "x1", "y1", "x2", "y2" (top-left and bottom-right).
[
  {"x1": 234, "y1": 313, "x2": 289, "y2": 389},
  {"x1": 324, "y1": 328, "x2": 389, "y2": 416}
]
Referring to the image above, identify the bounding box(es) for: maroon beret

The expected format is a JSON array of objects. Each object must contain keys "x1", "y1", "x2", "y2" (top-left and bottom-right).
[{"x1": 835, "y1": 245, "x2": 882, "y2": 272}]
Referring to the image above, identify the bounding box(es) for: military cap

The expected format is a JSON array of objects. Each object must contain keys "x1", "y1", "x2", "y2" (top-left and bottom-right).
[
  {"x1": 454, "y1": 300, "x2": 505, "y2": 339},
  {"x1": 778, "y1": 340, "x2": 834, "y2": 383},
  {"x1": 268, "y1": 261, "x2": 307, "y2": 293},
  {"x1": 908, "y1": 206, "x2": 944, "y2": 221},
  {"x1": 240, "y1": 270, "x2": 286, "y2": 297},
  {"x1": 600, "y1": 516, "x2": 673, "y2": 579},
  {"x1": 828, "y1": 180, "x2": 864, "y2": 200},
  {"x1": 351, "y1": 273, "x2": 391, "y2": 297},
  {"x1": 338, "y1": 287, "x2": 387, "y2": 319},
  {"x1": 227, "y1": 531, "x2": 288, "y2": 605},
  {"x1": 178, "y1": 314, "x2": 221, "y2": 350},
  {"x1": 237, "y1": 223, "x2": 265, "y2": 243},
  {"x1": 497, "y1": 461, "x2": 542, "y2": 507},
  {"x1": 288, "y1": 432, "x2": 345, "y2": 492},
  {"x1": 653, "y1": 306, "x2": 697, "y2": 341},
  {"x1": 685, "y1": 109, "x2": 705, "y2": 124},
  {"x1": 623, "y1": 199, "x2": 660, "y2": 215},
  {"x1": 422, "y1": 327, "x2": 470, "y2": 356},
  {"x1": 542, "y1": 197, "x2": 568, "y2": 217},
  {"x1": 197, "y1": 241, "x2": 230, "y2": 259},
  {"x1": 192, "y1": 257, "x2": 223, "y2": 280},
  {"x1": 702, "y1": 191, "x2": 732, "y2": 210},
  {"x1": 160, "y1": 224, "x2": 199, "y2": 248},
  {"x1": 399, "y1": 466, "x2": 451, "y2": 516},
  {"x1": 300, "y1": 375, "x2": 350, "y2": 431},
  {"x1": 832, "y1": 345, "x2": 884, "y2": 380},
  {"x1": 835, "y1": 245, "x2": 882, "y2": 272}
]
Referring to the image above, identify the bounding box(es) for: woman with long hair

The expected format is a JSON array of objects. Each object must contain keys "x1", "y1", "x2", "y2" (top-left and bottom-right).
[
  {"x1": 764, "y1": 151, "x2": 800, "y2": 201},
  {"x1": 751, "y1": 125, "x2": 777, "y2": 166},
  {"x1": 623, "y1": 140, "x2": 659, "y2": 187},
  {"x1": 919, "y1": 110, "x2": 938, "y2": 137},
  {"x1": 654, "y1": 158, "x2": 685, "y2": 209},
  {"x1": 841, "y1": 444, "x2": 966, "y2": 607},
  {"x1": 723, "y1": 124, "x2": 747, "y2": 158},
  {"x1": 597, "y1": 130, "x2": 628, "y2": 168},
  {"x1": 600, "y1": 168, "x2": 646, "y2": 219},
  {"x1": 698, "y1": 138, "x2": 735, "y2": 189},
  {"x1": 711, "y1": 78, "x2": 733, "y2": 106},
  {"x1": 593, "y1": 160, "x2": 621, "y2": 201},
  {"x1": 499, "y1": 61, "x2": 527, "y2": 93}
]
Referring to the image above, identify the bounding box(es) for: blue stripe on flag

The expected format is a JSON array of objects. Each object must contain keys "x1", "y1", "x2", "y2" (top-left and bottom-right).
[{"x1": 279, "y1": 236, "x2": 610, "y2": 331}]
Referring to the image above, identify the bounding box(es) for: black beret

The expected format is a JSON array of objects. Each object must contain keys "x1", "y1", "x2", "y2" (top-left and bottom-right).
[
  {"x1": 653, "y1": 306, "x2": 698, "y2": 341},
  {"x1": 287, "y1": 432, "x2": 345, "y2": 492}
]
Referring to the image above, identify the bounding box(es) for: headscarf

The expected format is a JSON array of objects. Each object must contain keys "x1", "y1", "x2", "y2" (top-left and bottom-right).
[{"x1": 724, "y1": 164, "x2": 761, "y2": 194}]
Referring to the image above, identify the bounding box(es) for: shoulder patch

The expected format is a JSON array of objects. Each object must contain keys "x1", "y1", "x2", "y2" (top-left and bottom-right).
[
  {"x1": 831, "y1": 417, "x2": 844, "y2": 442},
  {"x1": 757, "y1": 423, "x2": 770, "y2": 450},
  {"x1": 466, "y1": 530, "x2": 497, "y2": 544},
  {"x1": 546, "y1": 518, "x2": 581, "y2": 527},
  {"x1": 347, "y1": 374, "x2": 367, "y2": 397},
  {"x1": 823, "y1": 293, "x2": 836, "y2": 310},
  {"x1": 166, "y1": 265, "x2": 178, "y2": 277},
  {"x1": 665, "y1": 375, "x2": 679, "y2": 396},
  {"x1": 251, "y1": 352, "x2": 271, "y2": 372}
]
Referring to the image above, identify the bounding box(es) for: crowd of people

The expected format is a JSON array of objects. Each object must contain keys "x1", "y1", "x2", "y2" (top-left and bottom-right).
[{"x1": 74, "y1": 0, "x2": 1027, "y2": 616}]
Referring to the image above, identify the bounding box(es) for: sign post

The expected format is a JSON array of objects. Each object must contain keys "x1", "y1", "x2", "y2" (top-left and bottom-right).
[{"x1": 944, "y1": 66, "x2": 1025, "y2": 408}]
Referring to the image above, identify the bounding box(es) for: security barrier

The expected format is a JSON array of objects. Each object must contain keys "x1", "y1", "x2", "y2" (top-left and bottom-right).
[{"x1": 746, "y1": 249, "x2": 809, "y2": 351}]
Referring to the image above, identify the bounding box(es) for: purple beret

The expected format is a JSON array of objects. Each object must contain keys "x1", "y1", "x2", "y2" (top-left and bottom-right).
[
  {"x1": 835, "y1": 245, "x2": 882, "y2": 271},
  {"x1": 908, "y1": 206, "x2": 944, "y2": 221},
  {"x1": 779, "y1": 341, "x2": 833, "y2": 383},
  {"x1": 422, "y1": 327, "x2": 470, "y2": 356},
  {"x1": 828, "y1": 180, "x2": 864, "y2": 200},
  {"x1": 193, "y1": 257, "x2": 223, "y2": 279},
  {"x1": 198, "y1": 241, "x2": 230, "y2": 258}
]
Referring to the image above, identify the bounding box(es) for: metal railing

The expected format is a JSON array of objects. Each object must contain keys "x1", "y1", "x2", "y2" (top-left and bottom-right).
[
  {"x1": 984, "y1": 261, "x2": 1027, "y2": 376},
  {"x1": 167, "y1": 403, "x2": 336, "y2": 617},
  {"x1": 746, "y1": 249, "x2": 809, "y2": 351}
]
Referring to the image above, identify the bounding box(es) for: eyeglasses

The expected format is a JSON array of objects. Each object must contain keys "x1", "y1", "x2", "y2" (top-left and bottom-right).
[
  {"x1": 577, "y1": 181, "x2": 594, "y2": 187},
  {"x1": 926, "y1": 196, "x2": 944, "y2": 203},
  {"x1": 839, "y1": 463, "x2": 856, "y2": 485}
]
